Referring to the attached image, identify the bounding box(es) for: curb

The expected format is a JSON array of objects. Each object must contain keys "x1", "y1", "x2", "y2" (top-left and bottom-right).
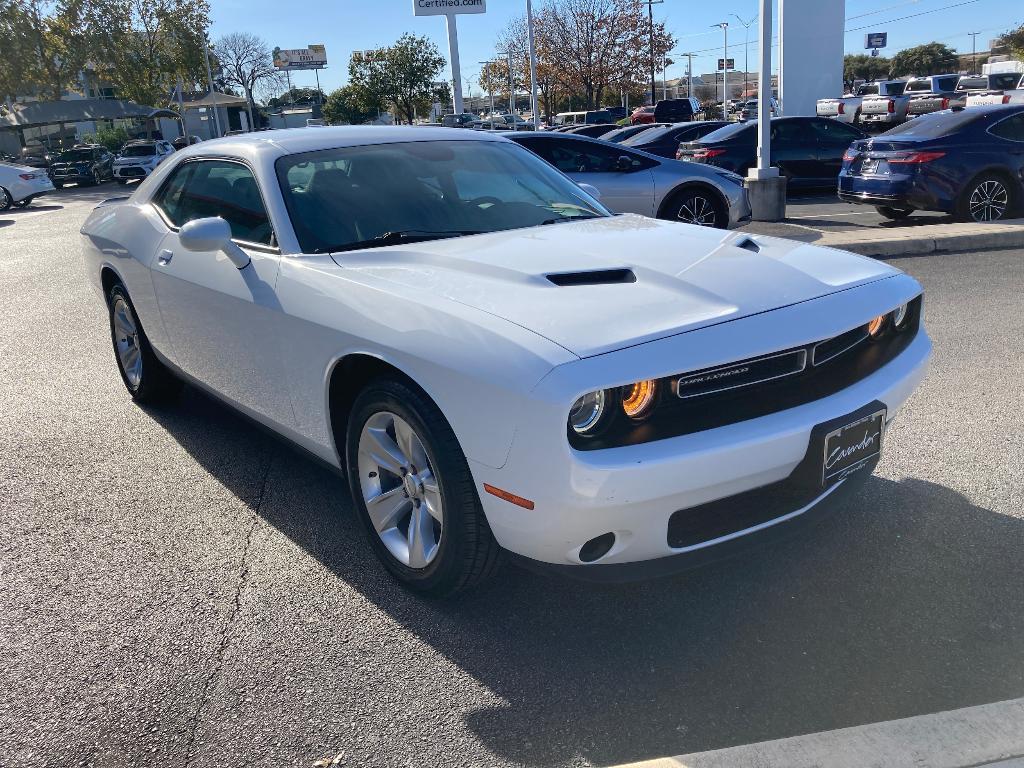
[{"x1": 611, "y1": 697, "x2": 1024, "y2": 768}]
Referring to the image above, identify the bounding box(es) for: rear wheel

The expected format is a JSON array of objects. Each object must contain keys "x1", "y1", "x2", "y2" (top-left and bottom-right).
[
  {"x1": 90, "y1": 169, "x2": 101, "y2": 186},
  {"x1": 957, "y1": 174, "x2": 1014, "y2": 222},
  {"x1": 0, "y1": 186, "x2": 11, "y2": 211},
  {"x1": 875, "y1": 205, "x2": 913, "y2": 221},
  {"x1": 107, "y1": 283, "x2": 182, "y2": 404},
  {"x1": 345, "y1": 378, "x2": 502, "y2": 596},
  {"x1": 662, "y1": 186, "x2": 728, "y2": 228}
]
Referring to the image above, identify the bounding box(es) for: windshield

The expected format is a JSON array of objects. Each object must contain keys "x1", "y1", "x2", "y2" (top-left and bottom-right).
[
  {"x1": 276, "y1": 139, "x2": 609, "y2": 254},
  {"x1": 879, "y1": 109, "x2": 981, "y2": 138},
  {"x1": 622, "y1": 126, "x2": 671, "y2": 145},
  {"x1": 905, "y1": 79, "x2": 933, "y2": 93},
  {"x1": 121, "y1": 145, "x2": 156, "y2": 157},
  {"x1": 857, "y1": 84, "x2": 879, "y2": 96},
  {"x1": 58, "y1": 150, "x2": 94, "y2": 162},
  {"x1": 957, "y1": 77, "x2": 988, "y2": 91},
  {"x1": 991, "y1": 73, "x2": 1023, "y2": 90},
  {"x1": 698, "y1": 122, "x2": 753, "y2": 143}
]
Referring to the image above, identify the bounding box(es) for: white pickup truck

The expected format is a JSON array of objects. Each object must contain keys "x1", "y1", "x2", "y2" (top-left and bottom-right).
[
  {"x1": 816, "y1": 80, "x2": 906, "y2": 125},
  {"x1": 966, "y1": 73, "x2": 1024, "y2": 107}
]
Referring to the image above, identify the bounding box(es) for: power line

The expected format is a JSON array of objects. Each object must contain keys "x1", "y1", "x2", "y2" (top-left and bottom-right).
[{"x1": 844, "y1": 0, "x2": 982, "y2": 32}]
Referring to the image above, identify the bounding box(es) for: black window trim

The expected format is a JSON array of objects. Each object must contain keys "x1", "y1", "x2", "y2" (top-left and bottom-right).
[{"x1": 150, "y1": 155, "x2": 280, "y2": 253}]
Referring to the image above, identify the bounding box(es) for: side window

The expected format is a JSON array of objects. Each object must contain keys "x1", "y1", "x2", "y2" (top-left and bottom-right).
[
  {"x1": 809, "y1": 119, "x2": 862, "y2": 144},
  {"x1": 771, "y1": 120, "x2": 811, "y2": 146},
  {"x1": 939, "y1": 76, "x2": 959, "y2": 92},
  {"x1": 990, "y1": 114, "x2": 1024, "y2": 142},
  {"x1": 547, "y1": 141, "x2": 650, "y2": 173},
  {"x1": 154, "y1": 160, "x2": 274, "y2": 246}
]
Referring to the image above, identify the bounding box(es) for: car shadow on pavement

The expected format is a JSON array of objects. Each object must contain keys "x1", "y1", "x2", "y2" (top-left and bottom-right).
[
  {"x1": 5, "y1": 204, "x2": 63, "y2": 214},
  {"x1": 143, "y1": 386, "x2": 1024, "y2": 767}
]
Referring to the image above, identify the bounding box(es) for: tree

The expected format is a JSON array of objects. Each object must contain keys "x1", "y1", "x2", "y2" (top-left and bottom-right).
[
  {"x1": 349, "y1": 33, "x2": 446, "y2": 124},
  {"x1": 2, "y1": 0, "x2": 91, "y2": 101},
  {"x1": 322, "y1": 83, "x2": 378, "y2": 125},
  {"x1": 266, "y1": 86, "x2": 327, "y2": 108},
  {"x1": 84, "y1": 0, "x2": 211, "y2": 106},
  {"x1": 214, "y1": 32, "x2": 281, "y2": 127},
  {"x1": 889, "y1": 42, "x2": 958, "y2": 78},
  {"x1": 843, "y1": 54, "x2": 891, "y2": 85},
  {"x1": 1002, "y1": 23, "x2": 1024, "y2": 58}
]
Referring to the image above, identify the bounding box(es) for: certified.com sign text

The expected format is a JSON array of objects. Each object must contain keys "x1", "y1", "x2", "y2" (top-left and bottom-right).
[{"x1": 413, "y1": 0, "x2": 486, "y2": 16}]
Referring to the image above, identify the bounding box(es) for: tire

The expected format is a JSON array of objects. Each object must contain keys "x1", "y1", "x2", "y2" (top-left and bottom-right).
[
  {"x1": 90, "y1": 169, "x2": 101, "y2": 186},
  {"x1": 956, "y1": 173, "x2": 1015, "y2": 222},
  {"x1": 875, "y1": 205, "x2": 913, "y2": 221},
  {"x1": 661, "y1": 186, "x2": 729, "y2": 228},
  {"x1": 0, "y1": 186, "x2": 11, "y2": 212},
  {"x1": 53, "y1": 182, "x2": 63, "y2": 189},
  {"x1": 106, "y1": 283, "x2": 182, "y2": 404},
  {"x1": 345, "y1": 377, "x2": 502, "y2": 596}
]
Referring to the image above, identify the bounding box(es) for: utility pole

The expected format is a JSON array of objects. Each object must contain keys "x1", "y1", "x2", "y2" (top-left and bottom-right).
[
  {"x1": 203, "y1": 35, "x2": 222, "y2": 139},
  {"x1": 479, "y1": 60, "x2": 497, "y2": 128},
  {"x1": 732, "y1": 14, "x2": 756, "y2": 100},
  {"x1": 526, "y1": 0, "x2": 540, "y2": 128},
  {"x1": 505, "y1": 50, "x2": 514, "y2": 114},
  {"x1": 968, "y1": 31, "x2": 980, "y2": 73},
  {"x1": 712, "y1": 22, "x2": 729, "y2": 120},
  {"x1": 640, "y1": 0, "x2": 664, "y2": 106}
]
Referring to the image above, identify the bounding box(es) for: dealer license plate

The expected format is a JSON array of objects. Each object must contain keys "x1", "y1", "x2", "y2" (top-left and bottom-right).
[{"x1": 822, "y1": 409, "x2": 885, "y2": 487}]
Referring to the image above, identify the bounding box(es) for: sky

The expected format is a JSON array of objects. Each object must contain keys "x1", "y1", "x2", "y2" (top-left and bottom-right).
[{"x1": 209, "y1": 0, "x2": 1023, "y2": 97}]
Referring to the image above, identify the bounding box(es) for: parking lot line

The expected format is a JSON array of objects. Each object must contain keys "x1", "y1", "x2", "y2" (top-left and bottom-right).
[{"x1": 613, "y1": 697, "x2": 1024, "y2": 768}]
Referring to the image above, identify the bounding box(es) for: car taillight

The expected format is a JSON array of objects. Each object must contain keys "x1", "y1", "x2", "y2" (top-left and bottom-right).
[
  {"x1": 18, "y1": 173, "x2": 35, "y2": 180},
  {"x1": 842, "y1": 149, "x2": 858, "y2": 162},
  {"x1": 838, "y1": 103, "x2": 845, "y2": 115},
  {"x1": 675, "y1": 149, "x2": 683, "y2": 160},
  {"x1": 1003, "y1": 95, "x2": 1011, "y2": 104},
  {"x1": 941, "y1": 97, "x2": 949, "y2": 109},
  {"x1": 693, "y1": 148, "x2": 726, "y2": 159},
  {"x1": 887, "y1": 99, "x2": 895, "y2": 113},
  {"x1": 889, "y1": 151, "x2": 946, "y2": 164}
]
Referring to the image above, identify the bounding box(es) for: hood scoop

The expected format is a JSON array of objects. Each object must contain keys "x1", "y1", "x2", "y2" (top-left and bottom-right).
[{"x1": 546, "y1": 268, "x2": 636, "y2": 287}]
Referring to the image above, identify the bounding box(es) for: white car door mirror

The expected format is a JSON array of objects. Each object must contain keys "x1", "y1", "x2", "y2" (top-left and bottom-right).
[
  {"x1": 577, "y1": 182, "x2": 602, "y2": 200},
  {"x1": 178, "y1": 217, "x2": 250, "y2": 269}
]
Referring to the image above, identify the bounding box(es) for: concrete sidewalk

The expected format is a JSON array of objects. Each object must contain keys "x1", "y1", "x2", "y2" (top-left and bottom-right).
[
  {"x1": 741, "y1": 218, "x2": 1024, "y2": 258},
  {"x1": 614, "y1": 697, "x2": 1024, "y2": 768}
]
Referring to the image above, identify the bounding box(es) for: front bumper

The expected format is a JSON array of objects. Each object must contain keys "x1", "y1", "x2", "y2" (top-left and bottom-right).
[
  {"x1": 113, "y1": 165, "x2": 153, "y2": 179},
  {"x1": 860, "y1": 113, "x2": 903, "y2": 125},
  {"x1": 469, "y1": 275, "x2": 930, "y2": 568},
  {"x1": 50, "y1": 169, "x2": 94, "y2": 183}
]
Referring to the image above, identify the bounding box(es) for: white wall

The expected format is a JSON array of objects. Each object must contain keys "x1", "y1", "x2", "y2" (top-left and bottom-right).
[{"x1": 779, "y1": 0, "x2": 846, "y2": 116}]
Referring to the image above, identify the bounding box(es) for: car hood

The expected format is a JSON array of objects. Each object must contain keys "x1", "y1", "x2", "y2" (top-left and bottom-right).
[{"x1": 330, "y1": 214, "x2": 899, "y2": 358}]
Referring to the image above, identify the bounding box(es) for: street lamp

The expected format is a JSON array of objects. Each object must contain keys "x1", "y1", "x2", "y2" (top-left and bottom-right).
[
  {"x1": 712, "y1": 21, "x2": 729, "y2": 120},
  {"x1": 732, "y1": 14, "x2": 756, "y2": 101},
  {"x1": 640, "y1": 0, "x2": 664, "y2": 106},
  {"x1": 675, "y1": 52, "x2": 695, "y2": 98}
]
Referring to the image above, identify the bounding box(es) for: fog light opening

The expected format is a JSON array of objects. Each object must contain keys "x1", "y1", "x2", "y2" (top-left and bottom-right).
[{"x1": 579, "y1": 532, "x2": 616, "y2": 563}]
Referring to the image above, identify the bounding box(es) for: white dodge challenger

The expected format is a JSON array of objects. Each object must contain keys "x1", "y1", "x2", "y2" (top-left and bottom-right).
[{"x1": 81, "y1": 127, "x2": 931, "y2": 595}]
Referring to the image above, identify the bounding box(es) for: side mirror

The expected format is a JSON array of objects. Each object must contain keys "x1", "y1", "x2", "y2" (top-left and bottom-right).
[
  {"x1": 615, "y1": 155, "x2": 633, "y2": 172},
  {"x1": 178, "y1": 217, "x2": 250, "y2": 269},
  {"x1": 578, "y1": 182, "x2": 602, "y2": 200}
]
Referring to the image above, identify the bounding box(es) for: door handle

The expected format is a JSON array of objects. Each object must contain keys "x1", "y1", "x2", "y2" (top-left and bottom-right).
[{"x1": 157, "y1": 249, "x2": 173, "y2": 265}]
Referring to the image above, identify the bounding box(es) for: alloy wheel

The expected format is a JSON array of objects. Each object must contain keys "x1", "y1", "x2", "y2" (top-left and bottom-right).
[
  {"x1": 0, "y1": 187, "x2": 10, "y2": 210},
  {"x1": 357, "y1": 411, "x2": 443, "y2": 569},
  {"x1": 676, "y1": 194, "x2": 719, "y2": 227},
  {"x1": 112, "y1": 297, "x2": 142, "y2": 388},
  {"x1": 968, "y1": 180, "x2": 1009, "y2": 222}
]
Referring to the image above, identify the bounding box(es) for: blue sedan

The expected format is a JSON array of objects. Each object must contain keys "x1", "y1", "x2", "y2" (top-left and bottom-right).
[{"x1": 838, "y1": 104, "x2": 1024, "y2": 222}]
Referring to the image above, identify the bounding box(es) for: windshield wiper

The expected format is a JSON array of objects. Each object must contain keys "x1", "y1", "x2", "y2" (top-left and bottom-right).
[
  {"x1": 317, "y1": 230, "x2": 484, "y2": 254},
  {"x1": 539, "y1": 215, "x2": 601, "y2": 226}
]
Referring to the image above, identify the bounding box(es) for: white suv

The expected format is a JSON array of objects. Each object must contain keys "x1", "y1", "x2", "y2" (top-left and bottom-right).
[{"x1": 112, "y1": 140, "x2": 175, "y2": 184}]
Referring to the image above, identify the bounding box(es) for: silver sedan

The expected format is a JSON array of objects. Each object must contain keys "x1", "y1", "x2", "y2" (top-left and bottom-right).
[{"x1": 508, "y1": 131, "x2": 751, "y2": 228}]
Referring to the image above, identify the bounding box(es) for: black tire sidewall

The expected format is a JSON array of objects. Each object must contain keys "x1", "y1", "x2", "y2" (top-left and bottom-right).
[
  {"x1": 106, "y1": 283, "x2": 179, "y2": 403},
  {"x1": 957, "y1": 174, "x2": 1015, "y2": 222},
  {"x1": 345, "y1": 379, "x2": 491, "y2": 595},
  {"x1": 666, "y1": 187, "x2": 728, "y2": 229}
]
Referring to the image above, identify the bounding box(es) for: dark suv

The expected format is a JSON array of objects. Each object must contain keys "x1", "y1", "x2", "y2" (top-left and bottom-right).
[
  {"x1": 442, "y1": 113, "x2": 478, "y2": 128},
  {"x1": 654, "y1": 98, "x2": 702, "y2": 123},
  {"x1": 48, "y1": 145, "x2": 114, "y2": 187}
]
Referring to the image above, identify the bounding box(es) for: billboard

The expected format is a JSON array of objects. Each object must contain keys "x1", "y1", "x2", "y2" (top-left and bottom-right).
[
  {"x1": 273, "y1": 45, "x2": 328, "y2": 71},
  {"x1": 412, "y1": 0, "x2": 485, "y2": 16},
  {"x1": 717, "y1": 58, "x2": 736, "y2": 71},
  {"x1": 864, "y1": 32, "x2": 887, "y2": 49}
]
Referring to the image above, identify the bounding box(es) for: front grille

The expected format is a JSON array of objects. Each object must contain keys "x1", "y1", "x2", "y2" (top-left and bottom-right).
[
  {"x1": 571, "y1": 296, "x2": 922, "y2": 451},
  {"x1": 117, "y1": 166, "x2": 146, "y2": 177}
]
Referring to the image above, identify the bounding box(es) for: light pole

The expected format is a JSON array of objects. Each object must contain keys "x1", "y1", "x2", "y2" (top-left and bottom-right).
[
  {"x1": 640, "y1": 0, "x2": 664, "y2": 106},
  {"x1": 968, "y1": 31, "x2": 980, "y2": 73},
  {"x1": 526, "y1": 0, "x2": 540, "y2": 129},
  {"x1": 732, "y1": 14, "x2": 756, "y2": 100},
  {"x1": 676, "y1": 52, "x2": 694, "y2": 98},
  {"x1": 712, "y1": 22, "x2": 729, "y2": 120}
]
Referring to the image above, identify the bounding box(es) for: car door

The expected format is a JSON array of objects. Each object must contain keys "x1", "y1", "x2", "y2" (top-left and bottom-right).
[
  {"x1": 809, "y1": 118, "x2": 866, "y2": 183},
  {"x1": 530, "y1": 137, "x2": 656, "y2": 215},
  {"x1": 769, "y1": 119, "x2": 819, "y2": 185},
  {"x1": 149, "y1": 157, "x2": 292, "y2": 426}
]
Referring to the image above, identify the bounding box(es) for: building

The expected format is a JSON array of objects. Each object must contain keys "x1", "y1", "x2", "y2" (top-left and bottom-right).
[{"x1": 177, "y1": 92, "x2": 252, "y2": 140}]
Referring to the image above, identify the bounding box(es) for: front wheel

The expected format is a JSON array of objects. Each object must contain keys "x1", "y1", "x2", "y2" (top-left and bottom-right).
[
  {"x1": 662, "y1": 187, "x2": 728, "y2": 228},
  {"x1": 90, "y1": 169, "x2": 101, "y2": 186},
  {"x1": 875, "y1": 205, "x2": 913, "y2": 221},
  {"x1": 107, "y1": 283, "x2": 182, "y2": 404},
  {"x1": 345, "y1": 378, "x2": 501, "y2": 596},
  {"x1": 957, "y1": 175, "x2": 1014, "y2": 222}
]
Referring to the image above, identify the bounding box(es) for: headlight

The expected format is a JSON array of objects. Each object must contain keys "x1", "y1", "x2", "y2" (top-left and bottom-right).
[
  {"x1": 866, "y1": 314, "x2": 886, "y2": 338},
  {"x1": 621, "y1": 380, "x2": 657, "y2": 419},
  {"x1": 569, "y1": 390, "x2": 606, "y2": 435},
  {"x1": 892, "y1": 303, "x2": 909, "y2": 328}
]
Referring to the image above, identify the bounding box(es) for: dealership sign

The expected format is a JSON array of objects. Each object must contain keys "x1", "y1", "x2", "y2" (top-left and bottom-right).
[
  {"x1": 412, "y1": 0, "x2": 485, "y2": 16},
  {"x1": 717, "y1": 58, "x2": 735, "y2": 71},
  {"x1": 273, "y1": 45, "x2": 328, "y2": 71},
  {"x1": 864, "y1": 32, "x2": 887, "y2": 50}
]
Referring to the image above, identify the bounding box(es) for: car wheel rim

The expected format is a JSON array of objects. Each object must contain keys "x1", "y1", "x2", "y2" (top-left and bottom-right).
[
  {"x1": 969, "y1": 180, "x2": 1008, "y2": 222},
  {"x1": 0, "y1": 189, "x2": 9, "y2": 207},
  {"x1": 112, "y1": 297, "x2": 142, "y2": 388},
  {"x1": 357, "y1": 411, "x2": 443, "y2": 569},
  {"x1": 677, "y1": 195, "x2": 718, "y2": 226}
]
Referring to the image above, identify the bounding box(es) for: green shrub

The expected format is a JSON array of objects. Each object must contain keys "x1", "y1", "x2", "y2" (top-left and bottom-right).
[{"x1": 79, "y1": 127, "x2": 133, "y2": 153}]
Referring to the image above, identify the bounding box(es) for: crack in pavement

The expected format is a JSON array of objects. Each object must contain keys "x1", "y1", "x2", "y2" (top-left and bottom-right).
[{"x1": 182, "y1": 450, "x2": 275, "y2": 767}]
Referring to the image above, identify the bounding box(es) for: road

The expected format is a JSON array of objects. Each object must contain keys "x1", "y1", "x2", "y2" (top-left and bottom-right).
[{"x1": 2, "y1": 185, "x2": 1023, "y2": 768}]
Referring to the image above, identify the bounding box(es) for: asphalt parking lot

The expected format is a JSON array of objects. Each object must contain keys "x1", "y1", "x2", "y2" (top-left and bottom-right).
[{"x1": 2, "y1": 185, "x2": 1023, "y2": 767}]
